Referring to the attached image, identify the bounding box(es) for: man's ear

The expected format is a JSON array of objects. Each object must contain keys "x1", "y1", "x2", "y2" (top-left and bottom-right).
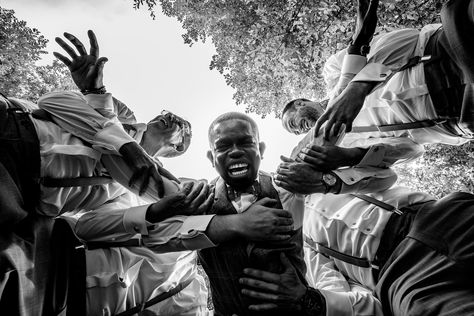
[
  {"x1": 259, "y1": 142, "x2": 266, "y2": 159},
  {"x1": 206, "y1": 150, "x2": 215, "y2": 167}
]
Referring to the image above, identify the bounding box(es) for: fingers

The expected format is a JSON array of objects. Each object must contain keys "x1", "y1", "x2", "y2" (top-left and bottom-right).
[
  {"x1": 184, "y1": 181, "x2": 204, "y2": 205},
  {"x1": 243, "y1": 268, "x2": 280, "y2": 283},
  {"x1": 279, "y1": 155, "x2": 294, "y2": 163},
  {"x1": 314, "y1": 111, "x2": 329, "y2": 138},
  {"x1": 323, "y1": 118, "x2": 335, "y2": 141},
  {"x1": 274, "y1": 209, "x2": 293, "y2": 219},
  {"x1": 196, "y1": 190, "x2": 215, "y2": 214},
  {"x1": 158, "y1": 165, "x2": 180, "y2": 183},
  {"x1": 55, "y1": 37, "x2": 78, "y2": 60},
  {"x1": 138, "y1": 166, "x2": 152, "y2": 195},
  {"x1": 297, "y1": 153, "x2": 323, "y2": 168},
  {"x1": 188, "y1": 183, "x2": 209, "y2": 211},
  {"x1": 53, "y1": 52, "x2": 71, "y2": 67},
  {"x1": 253, "y1": 197, "x2": 278, "y2": 207},
  {"x1": 88, "y1": 30, "x2": 99, "y2": 57},
  {"x1": 152, "y1": 166, "x2": 165, "y2": 198},
  {"x1": 64, "y1": 32, "x2": 87, "y2": 56},
  {"x1": 332, "y1": 121, "x2": 342, "y2": 138},
  {"x1": 240, "y1": 277, "x2": 279, "y2": 293},
  {"x1": 248, "y1": 303, "x2": 278, "y2": 311},
  {"x1": 128, "y1": 167, "x2": 144, "y2": 188}
]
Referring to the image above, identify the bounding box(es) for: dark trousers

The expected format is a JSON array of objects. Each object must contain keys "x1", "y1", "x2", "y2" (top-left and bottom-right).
[
  {"x1": 376, "y1": 192, "x2": 474, "y2": 316},
  {"x1": 424, "y1": 0, "x2": 474, "y2": 136}
]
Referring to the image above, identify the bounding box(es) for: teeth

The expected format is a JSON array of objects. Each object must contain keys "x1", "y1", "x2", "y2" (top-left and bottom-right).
[
  {"x1": 228, "y1": 163, "x2": 249, "y2": 176},
  {"x1": 228, "y1": 163, "x2": 248, "y2": 170},
  {"x1": 230, "y1": 169, "x2": 247, "y2": 176}
]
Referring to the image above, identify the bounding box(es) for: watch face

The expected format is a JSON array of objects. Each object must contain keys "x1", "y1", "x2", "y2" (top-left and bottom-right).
[{"x1": 323, "y1": 173, "x2": 337, "y2": 186}]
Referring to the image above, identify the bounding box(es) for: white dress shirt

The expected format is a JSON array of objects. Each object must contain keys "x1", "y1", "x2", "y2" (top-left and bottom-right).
[
  {"x1": 323, "y1": 24, "x2": 469, "y2": 147},
  {"x1": 34, "y1": 92, "x2": 215, "y2": 315},
  {"x1": 304, "y1": 186, "x2": 436, "y2": 316}
]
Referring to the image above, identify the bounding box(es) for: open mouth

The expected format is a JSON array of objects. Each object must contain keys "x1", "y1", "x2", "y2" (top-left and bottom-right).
[{"x1": 228, "y1": 163, "x2": 249, "y2": 177}]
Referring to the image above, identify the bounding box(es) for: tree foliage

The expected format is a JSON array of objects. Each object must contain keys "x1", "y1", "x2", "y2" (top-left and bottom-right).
[
  {"x1": 133, "y1": 0, "x2": 444, "y2": 117},
  {"x1": 0, "y1": 7, "x2": 75, "y2": 101},
  {"x1": 133, "y1": 0, "x2": 473, "y2": 196}
]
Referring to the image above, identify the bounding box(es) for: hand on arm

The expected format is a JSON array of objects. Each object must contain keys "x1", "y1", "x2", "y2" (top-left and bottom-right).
[
  {"x1": 205, "y1": 197, "x2": 294, "y2": 244},
  {"x1": 119, "y1": 142, "x2": 180, "y2": 198},
  {"x1": 274, "y1": 156, "x2": 340, "y2": 194},
  {"x1": 145, "y1": 180, "x2": 214, "y2": 223},
  {"x1": 54, "y1": 30, "x2": 107, "y2": 92},
  {"x1": 314, "y1": 80, "x2": 377, "y2": 140},
  {"x1": 240, "y1": 253, "x2": 324, "y2": 314},
  {"x1": 296, "y1": 144, "x2": 368, "y2": 170}
]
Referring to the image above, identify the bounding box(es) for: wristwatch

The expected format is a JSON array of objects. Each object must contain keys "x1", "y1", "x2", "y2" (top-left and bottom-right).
[
  {"x1": 300, "y1": 287, "x2": 325, "y2": 316},
  {"x1": 322, "y1": 172, "x2": 337, "y2": 194}
]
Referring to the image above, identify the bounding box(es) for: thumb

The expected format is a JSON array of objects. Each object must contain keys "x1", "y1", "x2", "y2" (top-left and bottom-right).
[
  {"x1": 280, "y1": 155, "x2": 294, "y2": 163},
  {"x1": 253, "y1": 197, "x2": 277, "y2": 207}
]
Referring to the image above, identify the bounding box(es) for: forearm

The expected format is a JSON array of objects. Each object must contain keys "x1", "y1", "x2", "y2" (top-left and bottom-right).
[
  {"x1": 38, "y1": 91, "x2": 135, "y2": 152},
  {"x1": 101, "y1": 154, "x2": 179, "y2": 202},
  {"x1": 205, "y1": 214, "x2": 240, "y2": 244}
]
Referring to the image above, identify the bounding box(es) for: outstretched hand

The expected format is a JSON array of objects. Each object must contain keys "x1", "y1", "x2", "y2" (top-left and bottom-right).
[
  {"x1": 119, "y1": 141, "x2": 180, "y2": 198},
  {"x1": 240, "y1": 253, "x2": 307, "y2": 312},
  {"x1": 54, "y1": 30, "x2": 108, "y2": 91}
]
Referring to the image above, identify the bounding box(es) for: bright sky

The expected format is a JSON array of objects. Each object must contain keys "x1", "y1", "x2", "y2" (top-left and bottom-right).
[{"x1": 2, "y1": 0, "x2": 302, "y2": 180}]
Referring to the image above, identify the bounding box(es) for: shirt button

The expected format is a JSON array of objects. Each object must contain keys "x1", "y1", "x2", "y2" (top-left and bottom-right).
[
  {"x1": 366, "y1": 228, "x2": 371, "y2": 231},
  {"x1": 134, "y1": 226, "x2": 140, "y2": 232},
  {"x1": 373, "y1": 147, "x2": 379, "y2": 152},
  {"x1": 350, "y1": 177, "x2": 355, "y2": 181}
]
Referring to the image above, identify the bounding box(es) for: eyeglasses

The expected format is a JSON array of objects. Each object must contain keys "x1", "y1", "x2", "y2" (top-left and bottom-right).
[{"x1": 161, "y1": 110, "x2": 192, "y2": 152}]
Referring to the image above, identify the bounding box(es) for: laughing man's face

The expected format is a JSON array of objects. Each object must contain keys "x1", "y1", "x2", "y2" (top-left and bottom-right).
[
  {"x1": 282, "y1": 100, "x2": 324, "y2": 135},
  {"x1": 208, "y1": 119, "x2": 264, "y2": 190}
]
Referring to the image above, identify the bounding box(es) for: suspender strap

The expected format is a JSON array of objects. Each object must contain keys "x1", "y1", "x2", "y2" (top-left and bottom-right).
[
  {"x1": 350, "y1": 118, "x2": 447, "y2": 133},
  {"x1": 114, "y1": 278, "x2": 193, "y2": 316},
  {"x1": 38, "y1": 176, "x2": 113, "y2": 187},
  {"x1": 304, "y1": 235, "x2": 378, "y2": 269},
  {"x1": 349, "y1": 55, "x2": 451, "y2": 134},
  {"x1": 351, "y1": 194, "x2": 403, "y2": 215},
  {"x1": 85, "y1": 238, "x2": 142, "y2": 250}
]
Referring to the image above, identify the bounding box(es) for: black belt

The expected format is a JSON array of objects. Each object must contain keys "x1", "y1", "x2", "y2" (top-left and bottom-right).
[
  {"x1": 114, "y1": 278, "x2": 193, "y2": 316},
  {"x1": 85, "y1": 238, "x2": 142, "y2": 250},
  {"x1": 304, "y1": 195, "x2": 426, "y2": 275}
]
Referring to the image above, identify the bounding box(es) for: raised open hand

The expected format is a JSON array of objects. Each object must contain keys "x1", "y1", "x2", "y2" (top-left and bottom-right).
[{"x1": 54, "y1": 30, "x2": 108, "y2": 91}]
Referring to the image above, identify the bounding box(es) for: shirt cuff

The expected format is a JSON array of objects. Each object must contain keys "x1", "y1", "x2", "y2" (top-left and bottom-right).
[
  {"x1": 123, "y1": 204, "x2": 149, "y2": 235},
  {"x1": 84, "y1": 93, "x2": 114, "y2": 113},
  {"x1": 179, "y1": 215, "x2": 217, "y2": 250},
  {"x1": 318, "y1": 289, "x2": 353, "y2": 316},
  {"x1": 341, "y1": 54, "x2": 367, "y2": 74},
  {"x1": 355, "y1": 145, "x2": 386, "y2": 168},
  {"x1": 352, "y1": 63, "x2": 392, "y2": 82},
  {"x1": 93, "y1": 123, "x2": 137, "y2": 152}
]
